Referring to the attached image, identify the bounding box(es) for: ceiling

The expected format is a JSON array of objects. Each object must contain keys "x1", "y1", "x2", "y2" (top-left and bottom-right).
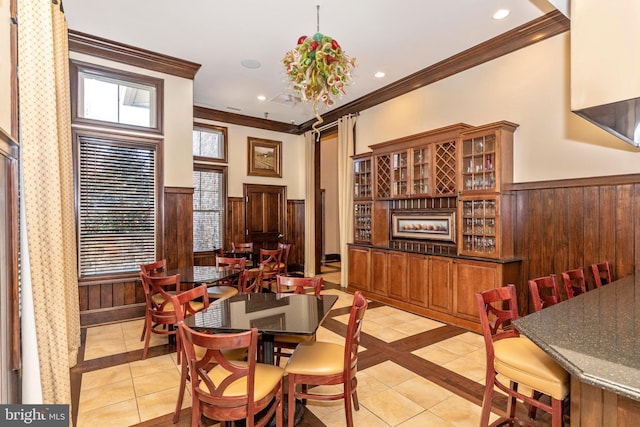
[{"x1": 62, "y1": 1, "x2": 559, "y2": 128}]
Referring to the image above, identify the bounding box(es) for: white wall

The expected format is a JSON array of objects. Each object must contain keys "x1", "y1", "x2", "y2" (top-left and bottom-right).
[
  {"x1": 356, "y1": 33, "x2": 640, "y2": 183},
  {"x1": 0, "y1": 0, "x2": 11, "y2": 131},
  {"x1": 194, "y1": 118, "x2": 305, "y2": 199},
  {"x1": 320, "y1": 135, "x2": 340, "y2": 256},
  {"x1": 69, "y1": 52, "x2": 195, "y2": 188}
]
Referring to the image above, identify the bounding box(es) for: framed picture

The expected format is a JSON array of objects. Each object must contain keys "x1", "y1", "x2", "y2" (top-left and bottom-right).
[{"x1": 248, "y1": 137, "x2": 282, "y2": 178}]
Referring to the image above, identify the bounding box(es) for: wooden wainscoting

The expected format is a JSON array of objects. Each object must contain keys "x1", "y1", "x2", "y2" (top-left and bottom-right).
[
  {"x1": 164, "y1": 187, "x2": 194, "y2": 269},
  {"x1": 509, "y1": 174, "x2": 640, "y2": 314},
  {"x1": 78, "y1": 276, "x2": 145, "y2": 326},
  {"x1": 226, "y1": 196, "x2": 245, "y2": 251},
  {"x1": 287, "y1": 199, "x2": 305, "y2": 271}
]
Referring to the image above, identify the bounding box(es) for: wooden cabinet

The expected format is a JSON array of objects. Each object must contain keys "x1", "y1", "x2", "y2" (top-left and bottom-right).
[
  {"x1": 407, "y1": 253, "x2": 429, "y2": 306},
  {"x1": 457, "y1": 121, "x2": 518, "y2": 259},
  {"x1": 458, "y1": 121, "x2": 517, "y2": 194},
  {"x1": 348, "y1": 246, "x2": 370, "y2": 291},
  {"x1": 353, "y1": 154, "x2": 373, "y2": 200},
  {"x1": 453, "y1": 259, "x2": 520, "y2": 322},
  {"x1": 368, "y1": 124, "x2": 470, "y2": 200},
  {"x1": 354, "y1": 202, "x2": 372, "y2": 244},
  {"x1": 370, "y1": 248, "x2": 388, "y2": 296},
  {"x1": 429, "y1": 256, "x2": 453, "y2": 313},
  {"x1": 458, "y1": 195, "x2": 514, "y2": 259},
  {"x1": 387, "y1": 251, "x2": 408, "y2": 301}
]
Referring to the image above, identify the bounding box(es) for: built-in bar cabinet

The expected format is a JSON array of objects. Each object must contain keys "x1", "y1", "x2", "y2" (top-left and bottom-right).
[{"x1": 348, "y1": 121, "x2": 520, "y2": 332}]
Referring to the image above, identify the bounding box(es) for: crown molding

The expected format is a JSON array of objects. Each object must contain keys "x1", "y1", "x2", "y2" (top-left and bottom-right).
[
  {"x1": 193, "y1": 106, "x2": 300, "y2": 134},
  {"x1": 68, "y1": 29, "x2": 201, "y2": 80},
  {"x1": 298, "y1": 10, "x2": 570, "y2": 134}
]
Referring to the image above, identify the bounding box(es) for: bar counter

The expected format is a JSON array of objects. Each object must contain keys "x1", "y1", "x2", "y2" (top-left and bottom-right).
[{"x1": 514, "y1": 274, "x2": 640, "y2": 424}]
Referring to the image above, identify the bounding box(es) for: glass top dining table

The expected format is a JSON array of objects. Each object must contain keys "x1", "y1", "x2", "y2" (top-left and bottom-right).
[
  {"x1": 186, "y1": 292, "x2": 339, "y2": 365},
  {"x1": 166, "y1": 265, "x2": 240, "y2": 287}
]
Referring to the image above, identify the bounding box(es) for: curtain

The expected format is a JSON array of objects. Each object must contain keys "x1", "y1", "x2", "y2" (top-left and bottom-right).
[
  {"x1": 337, "y1": 115, "x2": 357, "y2": 287},
  {"x1": 18, "y1": 0, "x2": 80, "y2": 405},
  {"x1": 304, "y1": 131, "x2": 316, "y2": 277}
]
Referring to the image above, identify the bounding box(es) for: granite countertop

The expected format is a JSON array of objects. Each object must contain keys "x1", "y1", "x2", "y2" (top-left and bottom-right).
[{"x1": 514, "y1": 274, "x2": 640, "y2": 401}]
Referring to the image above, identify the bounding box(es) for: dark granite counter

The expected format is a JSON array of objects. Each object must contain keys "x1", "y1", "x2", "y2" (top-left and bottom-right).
[{"x1": 514, "y1": 274, "x2": 640, "y2": 402}]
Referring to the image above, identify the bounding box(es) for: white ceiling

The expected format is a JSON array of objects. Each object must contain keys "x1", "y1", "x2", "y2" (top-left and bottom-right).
[{"x1": 62, "y1": 0, "x2": 558, "y2": 126}]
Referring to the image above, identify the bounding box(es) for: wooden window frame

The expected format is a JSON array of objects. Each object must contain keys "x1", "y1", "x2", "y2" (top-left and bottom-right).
[
  {"x1": 193, "y1": 122, "x2": 228, "y2": 163},
  {"x1": 70, "y1": 59, "x2": 164, "y2": 135},
  {"x1": 73, "y1": 128, "x2": 164, "y2": 282}
]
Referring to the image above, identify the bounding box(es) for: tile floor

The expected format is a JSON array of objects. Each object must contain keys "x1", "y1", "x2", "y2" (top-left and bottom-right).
[{"x1": 72, "y1": 262, "x2": 554, "y2": 426}]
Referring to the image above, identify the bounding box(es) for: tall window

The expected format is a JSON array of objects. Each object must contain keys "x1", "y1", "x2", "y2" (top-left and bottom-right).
[
  {"x1": 75, "y1": 132, "x2": 161, "y2": 277},
  {"x1": 71, "y1": 62, "x2": 164, "y2": 279},
  {"x1": 193, "y1": 123, "x2": 228, "y2": 255},
  {"x1": 193, "y1": 165, "x2": 226, "y2": 252}
]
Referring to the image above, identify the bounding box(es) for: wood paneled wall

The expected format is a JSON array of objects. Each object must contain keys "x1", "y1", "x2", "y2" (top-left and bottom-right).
[
  {"x1": 287, "y1": 200, "x2": 305, "y2": 270},
  {"x1": 226, "y1": 196, "x2": 245, "y2": 249},
  {"x1": 510, "y1": 174, "x2": 640, "y2": 314},
  {"x1": 163, "y1": 187, "x2": 194, "y2": 269}
]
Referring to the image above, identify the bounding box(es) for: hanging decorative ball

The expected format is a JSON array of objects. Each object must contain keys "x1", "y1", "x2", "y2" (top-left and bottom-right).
[{"x1": 283, "y1": 31, "x2": 356, "y2": 131}]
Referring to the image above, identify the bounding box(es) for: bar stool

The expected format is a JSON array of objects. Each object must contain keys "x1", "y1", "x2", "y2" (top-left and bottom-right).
[
  {"x1": 528, "y1": 274, "x2": 561, "y2": 312},
  {"x1": 476, "y1": 284, "x2": 569, "y2": 427},
  {"x1": 561, "y1": 267, "x2": 587, "y2": 298},
  {"x1": 591, "y1": 261, "x2": 613, "y2": 288}
]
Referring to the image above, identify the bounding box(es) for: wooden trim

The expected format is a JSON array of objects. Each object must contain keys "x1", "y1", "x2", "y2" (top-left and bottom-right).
[
  {"x1": 165, "y1": 186, "x2": 194, "y2": 194},
  {"x1": 80, "y1": 303, "x2": 146, "y2": 327},
  {"x1": 193, "y1": 106, "x2": 299, "y2": 134},
  {"x1": 68, "y1": 30, "x2": 201, "y2": 80},
  {"x1": 297, "y1": 10, "x2": 570, "y2": 134},
  {"x1": 506, "y1": 173, "x2": 640, "y2": 191}
]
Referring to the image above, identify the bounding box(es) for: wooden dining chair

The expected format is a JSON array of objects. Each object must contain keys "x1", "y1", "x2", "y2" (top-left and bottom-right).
[
  {"x1": 528, "y1": 274, "x2": 561, "y2": 312},
  {"x1": 176, "y1": 323, "x2": 284, "y2": 427},
  {"x1": 250, "y1": 248, "x2": 283, "y2": 292},
  {"x1": 591, "y1": 261, "x2": 613, "y2": 288},
  {"x1": 561, "y1": 267, "x2": 587, "y2": 298},
  {"x1": 476, "y1": 284, "x2": 569, "y2": 427},
  {"x1": 139, "y1": 260, "x2": 169, "y2": 341},
  {"x1": 215, "y1": 256, "x2": 246, "y2": 288},
  {"x1": 139, "y1": 272, "x2": 208, "y2": 361},
  {"x1": 276, "y1": 243, "x2": 292, "y2": 276},
  {"x1": 273, "y1": 275, "x2": 324, "y2": 365},
  {"x1": 238, "y1": 266, "x2": 264, "y2": 293},
  {"x1": 232, "y1": 242, "x2": 255, "y2": 267},
  {"x1": 284, "y1": 291, "x2": 368, "y2": 427}
]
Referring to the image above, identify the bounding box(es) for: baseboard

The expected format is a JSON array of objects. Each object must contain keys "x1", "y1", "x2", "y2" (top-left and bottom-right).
[
  {"x1": 323, "y1": 253, "x2": 341, "y2": 263},
  {"x1": 80, "y1": 303, "x2": 145, "y2": 327}
]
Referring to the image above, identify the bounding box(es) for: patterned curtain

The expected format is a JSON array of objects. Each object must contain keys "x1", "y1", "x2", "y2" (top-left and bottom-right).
[
  {"x1": 18, "y1": 0, "x2": 80, "y2": 405},
  {"x1": 337, "y1": 115, "x2": 357, "y2": 287},
  {"x1": 304, "y1": 131, "x2": 316, "y2": 277}
]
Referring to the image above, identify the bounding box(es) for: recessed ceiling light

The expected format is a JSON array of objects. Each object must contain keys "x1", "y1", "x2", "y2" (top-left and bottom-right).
[
  {"x1": 241, "y1": 59, "x2": 261, "y2": 69},
  {"x1": 493, "y1": 9, "x2": 510, "y2": 20},
  {"x1": 374, "y1": 71, "x2": 386, "y2": 78},
  {"x1": 257, "y1": 95, "x2": 266, "y2": 101}
]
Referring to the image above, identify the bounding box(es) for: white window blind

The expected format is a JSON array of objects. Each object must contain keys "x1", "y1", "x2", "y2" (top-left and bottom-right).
[
  {"x1": 78, "y1": 136, "x2": 156, "y2": 276},
  {"x1": 193, "y1": 168, "x2": 224, "y2": 252}
]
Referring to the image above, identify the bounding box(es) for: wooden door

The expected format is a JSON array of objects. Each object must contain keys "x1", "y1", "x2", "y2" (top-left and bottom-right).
[
  {"x1": 429, "y1": 256, "x2": 453, "y2": 313},
  {"x1": 244, "y1": 184, "x2": 286, "y2": 250},
  {"x1": 387, "y1": 251, "x2": 408, "y2": 301},
  {"x1": 407, "y1": 253, "x2": 429, "y2": 306}
]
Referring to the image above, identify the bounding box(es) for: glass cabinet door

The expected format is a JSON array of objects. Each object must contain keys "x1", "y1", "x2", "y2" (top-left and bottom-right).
[
  {"x1": 411, "y1": 147, "x2": 430, "y2": 195},
  {"x1": 460, "y1": 198, "x2": 498, "y2": 257},
  {"x1": 392, "y1": 151, "x2": 409, "y2": 197},
  {"x1": 353, "y1": 157, "x2": 372, "y2": 199},
  {"x1": 461, "y1": 133, "x2": 496, "y2": 192}
]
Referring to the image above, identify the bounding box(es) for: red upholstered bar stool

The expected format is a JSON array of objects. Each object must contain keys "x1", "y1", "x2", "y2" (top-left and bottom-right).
[
  {"x1": 561, "y1": 267, "x2": 587, "y2": 298},
  {"x1": 528, "y1": 274, "x2": 562, "y2": 312},
  {"x1": 476, "y1": 284, "x2": 569, "y2": 427},
  {"x1": 591, "y1": 261, "x2": 613, "y2": 288}
]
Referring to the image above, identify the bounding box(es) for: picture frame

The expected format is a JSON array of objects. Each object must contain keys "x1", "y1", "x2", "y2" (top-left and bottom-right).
[
  {"x1": 248, "y1": 137, "x2": 282, "y2": 178},
  {"x1": 391, "y1": 209, "x2": 456, "y2": 243}
]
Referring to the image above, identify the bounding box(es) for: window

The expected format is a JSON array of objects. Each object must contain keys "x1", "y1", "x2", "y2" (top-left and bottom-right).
[
  {"x1": 193, "y1": 164, "x2": 227, "y2": 253},
  {"x1": 74, "y1": 130, "x2": 161, "y2": 277},
  {"x1": 71, "y1": 60, "x2": 163, "y2": 133},
  {"x1": 193, "y1": 123, "x2": 228, "y2": 162}
]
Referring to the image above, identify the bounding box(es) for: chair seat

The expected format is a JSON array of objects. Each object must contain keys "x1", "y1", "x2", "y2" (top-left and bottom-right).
[
  {"x1": 151, "y1": 296, "x2": 204, "y2": 313},
  {"x1": 208, "y1": 286, "x2": 238, "y2": 300},
  {"x1": 204, "y1": 361, "x2": 284, "y2": 400},
  {"x1": 285, "y1": 341, "x2": 345, "y2": 376},
  {"x1": 194, "y1": 344, "x2": 247, "y2": 361},
  {"x1": 152, "y1": 291, "x2": 176, "y2": 305},
  {"x1": 494, "y1": 336, "x2": 569, "y2": 400}
]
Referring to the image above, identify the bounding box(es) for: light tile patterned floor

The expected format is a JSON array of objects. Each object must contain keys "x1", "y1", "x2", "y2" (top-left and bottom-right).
[{"x1": 75, "y1": 263, "x2": 515, "y2": 426}]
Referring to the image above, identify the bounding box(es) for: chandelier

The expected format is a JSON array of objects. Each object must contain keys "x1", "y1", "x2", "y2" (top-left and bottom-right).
[{"x1": 282, "y1": 5, "x2": 356, "y2": 132}]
